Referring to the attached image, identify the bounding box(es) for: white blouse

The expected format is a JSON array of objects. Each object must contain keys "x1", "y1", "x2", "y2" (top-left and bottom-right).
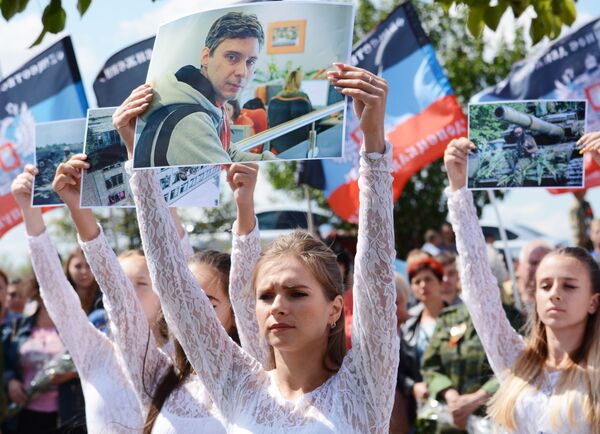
[
  {"x1": 446, "y1": 186, "x2": 591, "y2": 434},
  {"x1": 28, "y1": 230, "x2": 142, "y2": 433},
  {"x1": 128, "y1": 145, "x2": 399, "y2": 433},
  {"x1": 80, "y1": 227, "x2": 226, "y2": 433}
]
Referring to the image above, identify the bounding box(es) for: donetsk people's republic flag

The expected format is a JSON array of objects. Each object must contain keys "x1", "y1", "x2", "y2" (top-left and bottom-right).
[
  {"x1": 472, "y1": 18, "x2": 600, "y2": 193},
  {"x1": 322, "y1": 1, "x2": 466, "y2": 223},
  {"x1": 93, "y1": 36, "x2": 155, "y2": 107},
  {"x1": 0, "y1": 36, "x2": 88, "y2": 238},
  {"x1": 323, "y1": 1, "x2": 467, "y2": 222}
]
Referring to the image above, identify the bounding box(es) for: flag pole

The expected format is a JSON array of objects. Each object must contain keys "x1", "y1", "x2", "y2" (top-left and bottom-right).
[
  {"x1": 304, "y1": 185, "x2": 315, "y2": 236},
  {"x1": 487, "y1": 190, "x2": 521, "y2": 311}
]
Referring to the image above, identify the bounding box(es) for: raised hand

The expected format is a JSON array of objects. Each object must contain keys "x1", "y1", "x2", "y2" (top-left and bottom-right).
[
  {"x1": 113, "y1": 84, "x2": 153, "y2": 156},
  {"x1": 8, "y1": 379, "x2": 27, "y2": 406},
  {"x1": 227, "y1": 163, "x2": 258, "y2": 235},
  {"x1": 11, "y1": 164, "x2": 37, "y2": 210},
  {"x1": 444, "y1": 138, "x2": 476, "y2": 192},
  {"x1": 327, "y1": 63, "x2": 387, "y2": 154},
  {"x1": 11, "y1": 165, "x2": 45, "y2": 236},
  {"x1": 577, "y1": 131, "x2": 600, "y2": 166},
  {"x1": 52, "y1": 154, "x2": 90, "y2": 210},
  {"x1": 446, "y1": 389, "x2": 489, "y2": 429}
]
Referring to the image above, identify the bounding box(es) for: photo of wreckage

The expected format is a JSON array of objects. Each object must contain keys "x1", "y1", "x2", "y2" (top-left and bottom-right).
[{"x1": 468, "y1": 100, "x2": 586, "y2": 189}]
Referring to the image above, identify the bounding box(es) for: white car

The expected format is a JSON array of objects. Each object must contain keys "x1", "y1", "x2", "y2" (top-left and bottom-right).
[
  {"x1": 189, "y1": 205, "x2": 336, "y2": 252},
  {"x1": 480, "y1": 222, "x2": 568, "y2": 260}
]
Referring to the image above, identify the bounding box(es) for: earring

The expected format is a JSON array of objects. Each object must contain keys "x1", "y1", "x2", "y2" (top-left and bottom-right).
[{"x1": 330, "y1": 321, "x2": 336, "y2": 329}]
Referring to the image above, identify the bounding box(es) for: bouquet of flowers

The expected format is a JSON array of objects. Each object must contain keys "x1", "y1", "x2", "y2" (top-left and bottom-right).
[
  {"x1": 416, "y1": 399, "x2": 492, "y2": 434},
  {"x1": 7, "y1": 351, "x2": 76, "y2": 417}
]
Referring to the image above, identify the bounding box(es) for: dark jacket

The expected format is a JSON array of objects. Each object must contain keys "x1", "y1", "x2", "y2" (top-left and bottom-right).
[
  {"x1": 267, "y1": 90, "x2": 312, "y2": 154},
  {"x1": 3, "y1": 304, "x2": 105, "y2": 431},
  {"x1": 396, "y1": 333, "x2": 422, "y2": 426}
]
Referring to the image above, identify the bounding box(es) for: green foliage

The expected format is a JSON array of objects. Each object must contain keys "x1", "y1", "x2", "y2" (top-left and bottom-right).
[
  {"x1": 2, "y1": 0, "x2": 155, "y2": 47},
  {"x1": 1, "y1": 0, "x2": 29, "y2": 21},
  {"x1": 76, "y1": 0, "x2": 91, "y2": 16},
  {"x1": 437, "y1": 0, "x2": 578, "y2": 45},
  {"x1": 188, "y1": 198, "x2": 236, "y2": 234},
  {"x1": 469, "y1": 104, "x2": 505, "y2": 146},
  {"x1": 50, "y1": 207, "x2": 141, "y2": 253}
]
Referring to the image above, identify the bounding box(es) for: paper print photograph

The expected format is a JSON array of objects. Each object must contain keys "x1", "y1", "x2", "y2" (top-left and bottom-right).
[
  {"x1": 467, "y1": 100, "x2": 587, "y2": 189},
  {"x1": 82, "y1": 107, "x2": 220, "y2": 208},
  {"x1": 133, "y1": 1, "x2": 354, "y2": 168},
  {"x1": 32, "y1": 119, "x2": 86, "y2": 207}
]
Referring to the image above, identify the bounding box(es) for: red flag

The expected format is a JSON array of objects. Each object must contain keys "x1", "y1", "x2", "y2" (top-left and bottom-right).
[{"x1": 322, "y1": 2, "x2": 466, "y2": 222}]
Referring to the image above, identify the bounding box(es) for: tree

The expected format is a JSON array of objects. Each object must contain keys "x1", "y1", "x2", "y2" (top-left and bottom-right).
[
  {"x1": 49, "y1": 207, "x2": 142, "y2": 253},
  {"x1": 0, "y1": 0, "x2": 156, "y2": 47},
  {"x1": 436, "y1": 0, "x2": 577, "y2": 44},
  {"x1": 265, "y1": 0, "x2": 529, "y2": 258},
  {"x1": 1, "y1": 0, "x2": 576, "y2": 48}
]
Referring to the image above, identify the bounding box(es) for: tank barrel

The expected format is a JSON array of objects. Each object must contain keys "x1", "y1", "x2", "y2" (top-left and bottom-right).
[{"x1": 494, "y1": 106, "x2": 565, "y2": 138}]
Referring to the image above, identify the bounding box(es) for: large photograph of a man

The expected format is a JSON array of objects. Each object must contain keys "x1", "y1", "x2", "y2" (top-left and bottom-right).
[{"x1": 133, "y1": 2, "x2": 354, "y2": 168}]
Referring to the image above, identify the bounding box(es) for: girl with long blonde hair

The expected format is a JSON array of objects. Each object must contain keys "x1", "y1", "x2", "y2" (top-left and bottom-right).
[{"x1": 443, "y1": 137, "x2": 600, "y2": 433}]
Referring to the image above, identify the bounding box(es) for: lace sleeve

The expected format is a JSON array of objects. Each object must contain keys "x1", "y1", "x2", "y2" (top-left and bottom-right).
[
  {"x1": 128, "y1": 163, "x2": 257, "y2": 416},
  {"x1": 180, "y1": 230, "x2": 194, "y2": 260},
  {"x1": 79, "y1": 227, "x2": 168, "y2": 408},
  {"x1": 229, "y1": 219, "x2": 269, "y2": 365},
  {"x1": 27, "y1": 230, "x2": 111, "y2": 373},
  {"x1": 340, "y1": 144, "x2": 400, "y2": 430},
  {"x1": 446, "y1": 187, "x2": 525, "y2": 377}
]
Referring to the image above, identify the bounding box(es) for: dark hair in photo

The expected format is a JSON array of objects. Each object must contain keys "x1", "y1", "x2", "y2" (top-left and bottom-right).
[
  {"x1": 243, "y1": 97, "x2": 265, "y2": 110},
  {"x1": 205, "y1": 12, "x2": 265, "y2": 55},
  {"x1": 229, "y1": 99, "x2": 241, "y2": 120}
]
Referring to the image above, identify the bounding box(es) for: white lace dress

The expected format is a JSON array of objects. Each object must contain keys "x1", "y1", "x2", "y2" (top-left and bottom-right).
[
  {"x1": 80, "y1": 226, "x2": 226, "y2": 434},
  {"x1": 128, "y1": 145, "x2": 399, "y2": 434},
  {"x1": 229, "y1": 220, "x2": 269, "y2": 365},
  {"x1": 27, "y1": 231, "x2": 142, "y2": 433},
  {"x1": 447, "y1": 186, "x2": 591, "y2": 434}
]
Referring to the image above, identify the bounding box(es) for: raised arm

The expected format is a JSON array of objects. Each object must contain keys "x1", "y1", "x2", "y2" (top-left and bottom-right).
[
  {"x1": 53, "y1": 155, "x2": 182, "y2": 407},
  {"x1": 114, "y1": 88, "x2": 256, "y2": 415},
  {"x1": 11, "y1": 166, "x2": 111, "y2": 375},
  {"x1": 444, "y1": 138, "x2": 525, "y2": 377},
  {"x1": 331, "y1": 65, "x2": 400, "y2": 430},
  {"x1": 227, "y1": 164, "x2": 269, "y2": 364}
]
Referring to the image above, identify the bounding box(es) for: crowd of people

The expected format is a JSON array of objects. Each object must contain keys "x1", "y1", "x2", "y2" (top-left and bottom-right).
[{"x1": 2, "y1": 21, "x2": 600, "y2": 433}]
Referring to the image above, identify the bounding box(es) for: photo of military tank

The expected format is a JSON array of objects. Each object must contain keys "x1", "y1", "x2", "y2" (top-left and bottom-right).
[{"x1": 467, "y1": 100, "x2": 587, "y2": 189}]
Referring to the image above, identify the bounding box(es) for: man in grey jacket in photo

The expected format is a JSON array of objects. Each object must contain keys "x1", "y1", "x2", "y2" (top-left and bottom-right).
[{"x1": 135, "y1": 11, "x2": 277, "y2": 167}]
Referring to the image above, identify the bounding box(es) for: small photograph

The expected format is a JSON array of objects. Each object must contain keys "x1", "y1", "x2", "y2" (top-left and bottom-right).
[
  {"x1": 82, "y1": 108, "x2": 221, "y2": 208},
  {"x1": 467, "y1": 100, "x2": 587, "y2": 190},
  {"x1": 32, "y1": 119, "x2": 86, "y2": 207},
  {"x1": 133, "y1": 1, "x2": 354, "y2": 169},
  {"x1": 81, "y1": 107, "x2": 134, "y2": 208}
]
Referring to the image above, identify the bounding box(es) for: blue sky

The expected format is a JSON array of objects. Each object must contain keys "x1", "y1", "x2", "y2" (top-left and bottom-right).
[{"x1": 0, "y1": 0, "x2": 599, "y2": 270}]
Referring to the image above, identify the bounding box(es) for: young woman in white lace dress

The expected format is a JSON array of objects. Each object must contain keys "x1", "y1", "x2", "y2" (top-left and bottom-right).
[
  {"x1": 113, "y1": 64, "x2": 398, "y2": 433},
  {"x1": 50, "y1": 155, "x2": 252, "y2": 433},
  {"x1": 10, "y1": 166, "x2": 143, "y2": 433},
  {"x1": 443, "y1": 137, "x2": 600, "y2": 433}
]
